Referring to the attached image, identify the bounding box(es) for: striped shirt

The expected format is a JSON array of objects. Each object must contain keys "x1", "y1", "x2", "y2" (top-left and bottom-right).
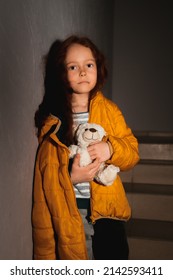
[{"x1": 72, "y1": 112, "x2": 90, "y2": 198}]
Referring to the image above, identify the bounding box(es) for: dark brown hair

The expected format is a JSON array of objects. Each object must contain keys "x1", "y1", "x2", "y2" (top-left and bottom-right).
[{"x1": 35, "y1": 35, "x2": 107, "y2": 145}]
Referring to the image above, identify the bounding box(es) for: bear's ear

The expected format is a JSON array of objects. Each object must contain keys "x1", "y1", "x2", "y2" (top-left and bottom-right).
[
  {"x1": 73, "y1": 124, "x2": 81, "y2": 144},
  {"x1": 93, "y1": 124, "x2": 106, "y2": 139},
  {"x1": 73, "y1": 123, "x2": 86, "y2": 144},
  {"x1": 100, "y1": 127, "x2": 106, "y2": 138},
  {"x1": 75, "y1": 123, "x2": 83, "y2": 136}
]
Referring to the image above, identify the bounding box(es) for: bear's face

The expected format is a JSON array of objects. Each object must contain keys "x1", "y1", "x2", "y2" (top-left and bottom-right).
[{"x1": 75, "y1": 123, "x2": 106, "y2": 146}]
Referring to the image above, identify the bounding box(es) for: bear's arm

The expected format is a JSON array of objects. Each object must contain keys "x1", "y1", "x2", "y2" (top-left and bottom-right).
[{"x1": 68, "y1": 145, "x2": 78, "y2": 158}]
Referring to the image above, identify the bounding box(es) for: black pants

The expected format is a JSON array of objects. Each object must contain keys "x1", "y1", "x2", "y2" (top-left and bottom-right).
[{"x1": 92, "y1": 218, "x2": 129, "y2": 260}]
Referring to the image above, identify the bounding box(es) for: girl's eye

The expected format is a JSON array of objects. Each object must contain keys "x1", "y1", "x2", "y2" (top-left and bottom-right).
[
  {"x1": 68, "y1": 65, "x2": 78, "y2": 71},
  {"x1": 87, "y1": 63, "x2": 94, "y2": 68}
]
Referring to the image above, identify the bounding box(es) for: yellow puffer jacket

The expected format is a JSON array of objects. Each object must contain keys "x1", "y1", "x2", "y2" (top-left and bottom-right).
[{"x1": 32, "y1": 92, "x2": 139, "y2": 260}]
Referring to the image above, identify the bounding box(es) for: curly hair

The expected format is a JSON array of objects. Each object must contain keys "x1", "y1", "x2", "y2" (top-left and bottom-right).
[{"x1": 35, "y1": 35, "x2": 107, "y2": 145}]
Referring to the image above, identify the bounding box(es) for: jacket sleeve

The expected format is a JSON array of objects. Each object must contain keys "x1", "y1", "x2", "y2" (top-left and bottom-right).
[
  {"x1": 32, "y1": 162, "x2": 56, "y2": 260},
  {"x1": 105, "y1": 100, "x2": 140, "y2": 171}
]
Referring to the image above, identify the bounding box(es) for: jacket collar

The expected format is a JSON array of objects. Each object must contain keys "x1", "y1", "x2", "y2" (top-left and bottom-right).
[
  {"x1": 39, "y1": 91, "x2": 104, "y2": 145},
  {"x1": 39, "y1": 114, "x2": 62, "y2": 145}
]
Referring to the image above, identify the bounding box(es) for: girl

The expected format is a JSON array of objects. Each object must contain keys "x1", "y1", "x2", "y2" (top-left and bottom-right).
[{"x1": 32, "y1": 35, "x2": 139, "y2": 260}]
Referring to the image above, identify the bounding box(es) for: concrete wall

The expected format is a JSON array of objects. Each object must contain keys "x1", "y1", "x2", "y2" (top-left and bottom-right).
[
  {"x1": 0, "y1": 0, "x2": 114, "y2": 259},
  {"x1": 112, "y1": 0, "x2": 173, "y2": 132}
]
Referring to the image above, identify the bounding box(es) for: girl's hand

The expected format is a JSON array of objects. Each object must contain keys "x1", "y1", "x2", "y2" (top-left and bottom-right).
[
  {"x1": 70, "y1": 154, "x2": 101, "y2": 184},
  {"x1": 87, "y1": 141, "x2": 111, "y2": 162}
]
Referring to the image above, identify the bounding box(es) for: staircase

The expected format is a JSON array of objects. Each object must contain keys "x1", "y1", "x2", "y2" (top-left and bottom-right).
[{"x1": 120, "y1": 132, "x2": 173, "y2": 259}]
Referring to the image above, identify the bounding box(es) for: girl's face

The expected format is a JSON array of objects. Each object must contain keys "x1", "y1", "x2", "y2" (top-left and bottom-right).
[{"x1": 65, "y1": 43, "x2": 97, "y2": 95}]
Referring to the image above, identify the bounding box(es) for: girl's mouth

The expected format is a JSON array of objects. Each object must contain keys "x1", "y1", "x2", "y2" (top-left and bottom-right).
[{"x1": 78, "y1": 81, "x2": 89, "y2": 84}]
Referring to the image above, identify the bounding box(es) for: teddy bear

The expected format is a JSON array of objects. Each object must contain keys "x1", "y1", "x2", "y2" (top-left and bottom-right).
[{"x1": 69, "y1": 123, "x2": 120, "y2": 186}]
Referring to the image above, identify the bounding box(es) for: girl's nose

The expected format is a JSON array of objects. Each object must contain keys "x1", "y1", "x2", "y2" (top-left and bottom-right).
[{"x1": 80, "y1": 69, "x2": 86, "y2": 76}]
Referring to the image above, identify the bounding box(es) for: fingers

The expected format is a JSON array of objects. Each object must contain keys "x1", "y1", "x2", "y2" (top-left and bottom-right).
[
  {"x1": 90, "y1": 153, "x2": 98, "y2": 161},
  {"x1": 90, "y1": 158, "x2": 100, "y2": 168},
  {"x1": 85, "y1": 162, "x2": 99, "y2": 182},
  {"x1": 87, "y1": 145, "x2": 100, "y2": 161},
  {"x1": 87, "y1": 141, "x2": 111, "y2": 162},
  {"x1": 73, "y1": 153, "x2": 80, "y2": 164},
  {"x1": 70, "y1": 155, "x2": 101, "y2": 184},
  {"x1": 87, "y1": 145, "x2": 96, "y2": 153},
  {"x1": 87, "y1": 158, "x2": 100, "y2": 174},
  {"x1": 87, "y1": 142, "x2": 102, "y2": 159}
]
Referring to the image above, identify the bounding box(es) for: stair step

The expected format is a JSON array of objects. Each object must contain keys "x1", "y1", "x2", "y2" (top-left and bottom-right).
[
  {"x1": 128, "y1": 238, "x2": 173, "y2": 260},
  {"x1": 120, "y1": 164, "x2": 173, "y2": 185},
  {"x1": 126, "y1": 193, "x2": 173, "y2": 222},
  {"x1": 124, "y1": 182, "x2": 173, "y2": 195},
  {"x1": 126, "y1": 218, "x2": 173, "y2": 241},
  {"x1": 139, "y1": 143, "x2": 173, "y2": 160}
]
